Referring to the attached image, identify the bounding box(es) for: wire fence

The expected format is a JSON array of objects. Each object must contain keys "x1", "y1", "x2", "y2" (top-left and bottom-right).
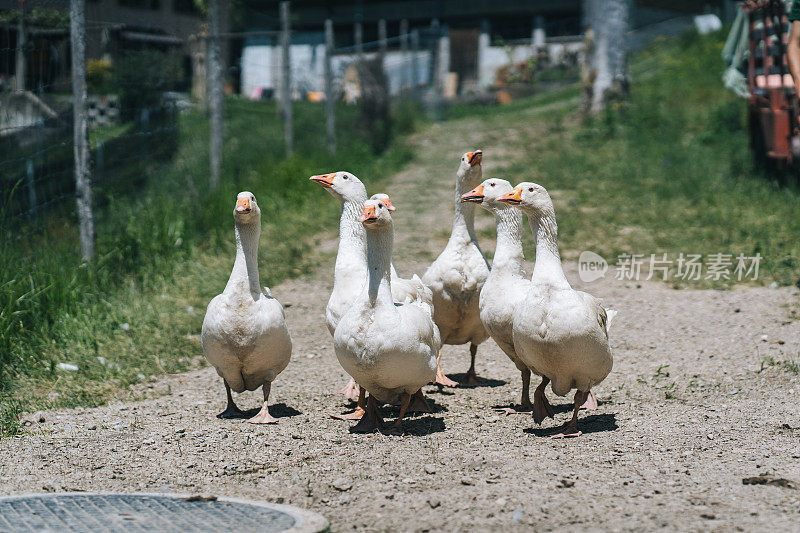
[
  {"x1": 1, "y1": 1, "x2": 451, "y2": 259},
  {"x1": 3, "y1": 1, "x2": 573, "y2": 261}
]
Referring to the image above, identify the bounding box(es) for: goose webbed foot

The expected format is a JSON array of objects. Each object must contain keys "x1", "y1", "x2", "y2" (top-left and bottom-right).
[
  {"x1": 496, "y1": 368, "x2": 535, "y2": 414},
  {"x1": 433, "y1": 350, "x2": 459, "y2": 387},
  {"x1": 217, "y1": 381, "x2": 246, "y2": 419},
  {"x1": 217, "y1": 404, "x2": 246, "y2": 419},
  {"x1": 532, "y1": 377, "x2": 555, "y2": 425},
  {"x1": 494, "y1": 400, "x2": 534, "y2": 416},
  {"x1": 331, "y1": 386, "x2": 366, "y2": 420},
  {"x1": 247, "y1": 403, "x2": 278, "y2": 424},
  {"x1": 381, "y1": 392, "x2": 412, "y2": 436},
  {"x1": 336, "y1": 378, "x2": 361, "y2": 403},
  {"x1": 330, "y1": 407, "x2": 365, "y2": 420},
  {"x1": 350, "y1": 394, "x2": 384, "y2": 434},
  {"x1": 460, "y1": 343, "x2": 482, "y2": 386},
  {"x1": 550, "y1": 390, "x2": 587, "y2": 439},
  {"x1": 461, "y1": 367, "x2": 482, "y2": 387},
  {"x1": 580, "y1": 390, "x2": 598, "y2": 410},
  {"x1": 407, "y1": 389, "x2": 431, "y2": 413},
  {"x1": 246, "y1": 382, "x2": 278, "y2": 424}
]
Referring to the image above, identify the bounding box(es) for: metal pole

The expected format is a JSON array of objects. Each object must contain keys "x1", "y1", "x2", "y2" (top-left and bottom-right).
[
  {"x1": 280, "y1": 1, "x2": 294, "y2": 156},
  {"x1": 400, "y1": 19, "x2": 409, "y2": 90},
  {"x1": 208, "y1": 0, "x2": 223, "y2": 189},
  {"x1": 70, "y1": 0, "x2": 94, "y2": 260},
  {"x1": 16, "y1": 3, "x2": 25, "y2": 92},
  {"x1": 324, "y1": 18, "x2": 335, "y2": 154}
]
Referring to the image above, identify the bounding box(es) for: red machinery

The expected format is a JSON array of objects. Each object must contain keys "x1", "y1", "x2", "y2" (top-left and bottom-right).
[{"x1": 743, "y1": 0, "x2": 800, "y2": 167}]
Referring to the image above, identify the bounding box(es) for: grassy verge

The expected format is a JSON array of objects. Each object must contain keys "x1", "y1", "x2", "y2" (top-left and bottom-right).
[
  {"x1": 470, "y1": 32, "x2": 800, "y2": 287},
  {"x1": 1, "y1": 97, "x2": 417, "y2": 435}
]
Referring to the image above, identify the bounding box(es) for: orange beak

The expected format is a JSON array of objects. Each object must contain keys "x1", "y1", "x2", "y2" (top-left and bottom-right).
[
  {"x1": 310, "y1": 173, "x2": 336, "y2": 188},
  {"x1": 466, "y1": 150, "x2": 483, "y2": 166},
  {"x1": 497, "y1": 186, "x2": 522, "y2": 205},
  {"x1": 460, "y1": 183, "x2": 485, "y2": 203},
  {"x1": 358, "y1": 204, "x2": 378, "y2": 224},
  {"x1": 235, "y1": 196, "x2": 252, "y2": 213},
  {"x1": 381, "y1": 197, "x2": 396, "y2": 212}
]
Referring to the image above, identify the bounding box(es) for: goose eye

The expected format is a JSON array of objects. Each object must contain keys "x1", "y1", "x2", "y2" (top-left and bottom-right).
[
  {"x1": 528, "y1": 187, "x2": 534, "y2": 192},
  {"x1": 378, "y1": 203, "x2": 384, "y2": 208},
  {"x1": 490, "y1": 182, "x2": 495, "y2": 187},
  {"x1": 250, "y1": 195, "x2": 255, "y2": 201},
  {"x1": 343, "y1": 175, "x2": 349, "y2": 180}
]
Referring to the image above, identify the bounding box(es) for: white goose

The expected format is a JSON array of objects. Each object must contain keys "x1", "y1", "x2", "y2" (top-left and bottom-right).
[
  {"x1": 461, "y1": 178, "x2": 536, "y2": 413},
  {"x1": 498, "y1": 183, "x2": 616, "y2": 437},
  {"x1": 201, "y1": 191, "x2": 292, "y2": 424},
  {"x1": 310, "y1": 173, "x2": 435, "y2": 417},
  {"x1": 334, "y1": 198, "x2": 440, "y2": 434},
  {"x1": 422, "y1": 151, "x2": 490, "y2": 386}
]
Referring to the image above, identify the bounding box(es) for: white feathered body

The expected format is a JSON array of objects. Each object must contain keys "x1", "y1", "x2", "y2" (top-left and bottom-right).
[
  {"x1": 202, "y1": 288, "x2": 291, "y2": 393},
  {"x1": 513, "y1": 284, "x2": 613, "y2": 397},
  {"x1": 202, "y1": 217, "x2": 292, "y2": 394},
  {"x1": 423, "y1": 233, "x2": 490, "y2": 346},
  {"x1": 480, "y1": 267, "x2": 529, "y2": 373},
  {"x1": 326, "y1": 200, "x2": 432, "y2": 335},
  {"x1": 334, "y1": 296, "x2": 439, "y2": 404}
]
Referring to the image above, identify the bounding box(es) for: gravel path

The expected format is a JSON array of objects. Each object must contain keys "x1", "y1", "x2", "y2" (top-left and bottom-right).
[{"x1": 2, "y1": 111, "x2": 800, "y2": 532}]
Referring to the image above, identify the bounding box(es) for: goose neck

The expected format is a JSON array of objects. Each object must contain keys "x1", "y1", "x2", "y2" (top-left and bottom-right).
[
  {"x1": 492, "y1": 207, "x2": 524, "y2": 274},
  {"x1": 529, "y1": 210, "x2": 570, "y2": 288},
  {"x1": 335, "y1": 195, "x2": 369, "y2": 279},
  {"x1": 365, "y1": 225, "x2": 394, "y2": 305},
  {"x1": 452, "y1": 172, "x2": 481, "y2": 242},
  {"x1": 227, "y1": 220, "x2": 262, "y2": 296}
]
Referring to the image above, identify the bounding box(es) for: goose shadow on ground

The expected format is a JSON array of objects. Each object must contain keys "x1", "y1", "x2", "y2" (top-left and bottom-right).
[
  {"x1": 523, "y1": 413, "x2": 618, "y2": 437},
  {"x1": 492, "y1": 399, "x2": 604, "y2": 416},
  {"x1": 270, "y1": 403, "x2": 302, "y2": 418},
  {"x1": 400, "y1": 415, "x2": 446, "y2": 436},
  {"x1": 217, "y1": 403, "x2": 302, "y2": 420},
  {"x1": 379, "y1": 397, "x2": 449, "y2": 415},
  {"x1": 446, "y1": 373, "x2": 507, "y2": 388}
]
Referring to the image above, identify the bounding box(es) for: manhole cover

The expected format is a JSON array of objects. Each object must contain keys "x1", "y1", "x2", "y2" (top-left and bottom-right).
[{"x1": 0, "y1": 493, "x2": 328, "y2": 533}]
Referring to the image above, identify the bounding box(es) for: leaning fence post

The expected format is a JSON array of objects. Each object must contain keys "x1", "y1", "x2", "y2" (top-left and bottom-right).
[
  {"x1": 26, "y1": 159, "x2": 37, "y2": 219},
  {"x1": 70, "y1": 0, "x2": 94, "y2": 260},
  {"x1": 324, "y1": 18, "x2": 336, "y2": 154},
  {"x1": 280, "y1": 1, "x2": 294, "y2": 156},
  {"x1": 208, "y1": 0, "x2": 223, "y2": 188}
]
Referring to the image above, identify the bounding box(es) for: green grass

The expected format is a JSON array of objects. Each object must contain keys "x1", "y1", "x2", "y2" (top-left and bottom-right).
[
  {"x1": 472, "y1": 31, "x2": 800, "y2": 287},
  {"x1": 0, "y1": 97, "x2": 415, "y2": 436}
]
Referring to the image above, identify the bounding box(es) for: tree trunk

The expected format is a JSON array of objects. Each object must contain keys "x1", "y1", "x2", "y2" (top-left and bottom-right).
[{"x1": 587, "y1": 0, "x2": 631, "y2": 113}]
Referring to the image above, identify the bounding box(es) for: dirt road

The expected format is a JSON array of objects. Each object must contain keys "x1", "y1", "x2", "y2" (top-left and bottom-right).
[{"x1": 2, "y1": 109, "x2": 800, "y2": 531}]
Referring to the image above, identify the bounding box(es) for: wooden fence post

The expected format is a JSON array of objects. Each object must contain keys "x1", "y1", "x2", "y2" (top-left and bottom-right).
[
  {"x1": 324, "y1": 18, "x2": 336, "y2": 154},
  {"x1": 208, "y1": 0, "x2": 223, "y2": 188},
  {"x1": 280, "y1": 1, "x2": 294, "y2": 156},
  {"x1": 70, "y1": 0, "x2": 94, "y2": 260}
]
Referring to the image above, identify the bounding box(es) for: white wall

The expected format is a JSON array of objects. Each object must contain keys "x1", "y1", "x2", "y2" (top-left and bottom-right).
[
  {"x1": 240, "y1": 44, "x2": 433, "y2": 99},
  {"x1": 241, "y1": 34, "x2": 581, "y2": 98}
]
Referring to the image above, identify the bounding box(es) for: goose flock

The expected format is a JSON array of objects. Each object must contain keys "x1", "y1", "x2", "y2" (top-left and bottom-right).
[{"x1": 201, "y1": 150, "x2": 616, "y2": 438}]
